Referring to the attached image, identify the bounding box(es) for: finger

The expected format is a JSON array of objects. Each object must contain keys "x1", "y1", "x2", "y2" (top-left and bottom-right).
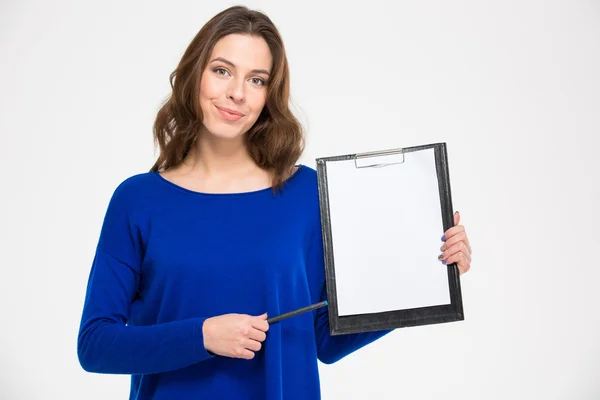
[
  {"x1": 244, "y1": 339, "x2": 262, "y2": 352},
  {"x1": 444, "y1": 226, "x2": 473, "y2": 255},
  {"x1": 439, "y1": 247, "x2": 469, "y2": 265},
  {"x1": 457, "y1": 259, "x2": 471, "y2": 275},
  {"x1": 454, "y1": 211, "x2": 460, "y2": 226},
  {"x1": 251, "y1": 317, "x2": 269, "y2": 332},
  {"x1": 442, "y1": 225, "x2": 465, "y2": 241},
  {"x1": 445, "y1": 235, "x2": 472, "y2": 256},
  {"x1": 236, "y1": 348, "x2": 255, "y2": 360},
  {"x1": 444, "y1": 251, "x2": 471, "y2": 270},
  {"x1": 441, "y1": 233, "x2": 471, "y2": 259},
  {"x1": 442, "y1": 244, "x2": 471, "y2": 264},
  {"x1": 248, "y1": 328, "x2": 267, "y2": 343},
  {"x1": 441, "y1": 231, "x2": 466, "y2": 250}
]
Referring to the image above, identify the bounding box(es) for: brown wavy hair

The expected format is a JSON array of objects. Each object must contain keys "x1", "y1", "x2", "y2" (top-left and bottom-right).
[{"x1": 150, "y1": 5, "x2": 305, "y2": 191}]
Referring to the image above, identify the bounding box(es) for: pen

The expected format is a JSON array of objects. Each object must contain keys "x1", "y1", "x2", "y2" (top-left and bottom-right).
[{"x1": 267, "y1": 301, "x2": 329, "y2": 324}]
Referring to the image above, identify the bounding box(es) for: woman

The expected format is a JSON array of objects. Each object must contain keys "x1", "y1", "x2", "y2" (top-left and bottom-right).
[{"x1": 77, "y1": 5, "x2": 473, "y2": 399}]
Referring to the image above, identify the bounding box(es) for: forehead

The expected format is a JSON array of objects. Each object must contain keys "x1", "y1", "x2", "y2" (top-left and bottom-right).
[{"x1": 210, "y1": 34, "x2": 272, "y2": 71}]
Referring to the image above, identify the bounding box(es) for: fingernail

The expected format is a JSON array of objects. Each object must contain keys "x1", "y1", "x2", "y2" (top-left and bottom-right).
[
  {"x1": 455, "y1": 211, "x2": 459, "y2": 215},
  {"x1": 440, "y1": 244, "x2": 445, "y2": 251},
  {"x1": 438, "y1": 253, "x2": 444, "y2": 261},
  {"x1": 441, "y1": 235, "x2": 446, "y2": 241},
  {"x1": 442, "y1": 260, "x2": 447, "y2": 265}
]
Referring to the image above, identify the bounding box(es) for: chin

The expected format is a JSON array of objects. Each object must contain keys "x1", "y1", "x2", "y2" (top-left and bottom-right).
[{"x1": 202, "y1": 123, "x2": 246, "y2": 141}]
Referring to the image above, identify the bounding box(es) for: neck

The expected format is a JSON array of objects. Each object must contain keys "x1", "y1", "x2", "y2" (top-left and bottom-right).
[{"x1": 182, "y1": 130, "x2": 260, "y2": 179}]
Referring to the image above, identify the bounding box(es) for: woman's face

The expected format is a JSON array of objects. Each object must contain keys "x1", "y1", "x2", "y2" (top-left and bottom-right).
[{"x1": 198, "y1": 34, "x2": 273, "y2": 141}]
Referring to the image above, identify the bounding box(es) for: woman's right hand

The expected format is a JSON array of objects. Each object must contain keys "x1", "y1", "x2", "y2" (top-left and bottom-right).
[{"x1": 202, "y1": 313, "x2": 269, "y2": 359}]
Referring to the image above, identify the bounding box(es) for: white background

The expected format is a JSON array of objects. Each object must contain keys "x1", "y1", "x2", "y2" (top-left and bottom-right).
[{"x1": 1, "y1": 0, "x2": 599, "y2": 399}]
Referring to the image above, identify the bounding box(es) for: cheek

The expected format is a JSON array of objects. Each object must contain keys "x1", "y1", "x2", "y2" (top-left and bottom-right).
[
  {"x1": 248, "y1": 93, "x2": 267, "y2": 120},
  {"x1": 199, "y1": 75, "x2": 222, "y2": 106},
  {"x1": 200, "y1": 79, "x2": 215, "y2": 105}
]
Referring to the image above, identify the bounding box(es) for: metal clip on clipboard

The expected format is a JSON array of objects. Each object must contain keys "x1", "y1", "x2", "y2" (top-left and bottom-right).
[{"x1": 354, "y1": 148, "x2": 406, "y2": 169}]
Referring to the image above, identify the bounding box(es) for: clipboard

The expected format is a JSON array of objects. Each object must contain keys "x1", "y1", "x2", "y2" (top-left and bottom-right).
[{"x1": 316, "y1": 142, "x2": 464, "y2": 335}]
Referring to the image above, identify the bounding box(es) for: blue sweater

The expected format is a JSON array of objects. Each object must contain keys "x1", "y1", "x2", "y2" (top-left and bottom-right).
[{"x1": 77, "y1": 165, "x2": 392, "y2": 399}]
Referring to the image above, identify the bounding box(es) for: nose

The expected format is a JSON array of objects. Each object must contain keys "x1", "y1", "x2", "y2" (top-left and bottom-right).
[{"x1": 226, "y1": 78, "x2": 245, "y2": 103}]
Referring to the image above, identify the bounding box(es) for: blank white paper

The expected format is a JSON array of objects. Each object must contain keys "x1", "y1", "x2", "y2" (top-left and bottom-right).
[{"x1": 326, "y1": 147, "x2": 451, "y2": 316}]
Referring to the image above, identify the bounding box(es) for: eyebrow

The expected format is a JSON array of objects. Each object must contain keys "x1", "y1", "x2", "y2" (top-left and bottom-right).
[{"x1": 209, "y1": 57, "x2": 271, "y2": 76}]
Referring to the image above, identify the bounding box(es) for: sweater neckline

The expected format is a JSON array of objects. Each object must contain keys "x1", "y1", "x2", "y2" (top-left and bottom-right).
[{"x1": 152, "y1": 164, "x2": 305, "y2": 197}]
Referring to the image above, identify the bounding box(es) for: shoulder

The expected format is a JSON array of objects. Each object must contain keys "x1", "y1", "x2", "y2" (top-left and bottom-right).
[
  {"x1": 298, "y1": 164, "x2": 317, "y2": 179},
  {"x1": 286, "y1": 164, "x2": 318, "y2": 197},
  {"x1": 105, "y1": 172, "x2": 159, "y2": 218},
  {"x1": 281, "y1": 164, "x2": 321, "y2": 223},
  {"x1": 293, "y1": 164, "x2": 317, "y2": 185},
  {"x1": 111, "y1": 172, "x2": 157, "y2": 200}
]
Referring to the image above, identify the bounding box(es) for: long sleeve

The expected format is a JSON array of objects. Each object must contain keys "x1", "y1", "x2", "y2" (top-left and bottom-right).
[
  {"x1": 77, "y1": 180, "x2": 214, "y2": 375},
  {"x1": 308, "y1": 225, "x2": 394, "y2": 365}
]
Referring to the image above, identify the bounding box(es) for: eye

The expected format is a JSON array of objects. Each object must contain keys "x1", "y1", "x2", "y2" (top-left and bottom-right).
[
  {"x1": 250, "y1": 77, "x2": 266, "y2": 86},
  {"x1": 213, "y1": 67, "x2": 230, "y2": 76}
]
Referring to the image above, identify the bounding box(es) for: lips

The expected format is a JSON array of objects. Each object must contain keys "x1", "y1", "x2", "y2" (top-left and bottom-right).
[{"x1": 215, "y1": 106, "x2": 243, "y2": 116}]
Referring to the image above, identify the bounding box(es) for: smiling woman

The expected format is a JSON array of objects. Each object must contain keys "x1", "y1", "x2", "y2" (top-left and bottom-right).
[
  {"x1": 150, "y1": 7, "x2": 304, "y2": 190},
  {"x1": 199, "y1": 34, "x2": 272, "y2": 136}
]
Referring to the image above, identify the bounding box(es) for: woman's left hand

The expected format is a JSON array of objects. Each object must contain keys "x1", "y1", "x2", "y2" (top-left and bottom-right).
[{"x1": 439, "y1": 211, "x2": 472, "y2": 275}]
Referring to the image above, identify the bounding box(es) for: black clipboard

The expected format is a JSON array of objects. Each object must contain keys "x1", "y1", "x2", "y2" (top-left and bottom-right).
[{"x1": 316, "y1": 142, "x2": 464, "y2": 335}]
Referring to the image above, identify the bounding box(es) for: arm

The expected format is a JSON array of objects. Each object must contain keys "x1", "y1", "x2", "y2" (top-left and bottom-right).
[
  {"x1": 313, "y1": 285, "x2": 393, "y2": 364},
  {"x1": 77, "y1": 181, "x2": 214, "y2": 375},
  {"x1": 308, "y1": 226, "x2": 394, "y2": 365}
]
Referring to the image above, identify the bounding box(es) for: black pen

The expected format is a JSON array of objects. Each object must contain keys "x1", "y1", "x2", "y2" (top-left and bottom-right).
[{"x1": 267, "y1": 301, "x2": 329, "y2": 324}]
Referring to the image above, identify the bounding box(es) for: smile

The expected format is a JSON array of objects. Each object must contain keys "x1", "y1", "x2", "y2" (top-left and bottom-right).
[{"x1": 215, "y1": 105, "x2": 244, "y2": 121}]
